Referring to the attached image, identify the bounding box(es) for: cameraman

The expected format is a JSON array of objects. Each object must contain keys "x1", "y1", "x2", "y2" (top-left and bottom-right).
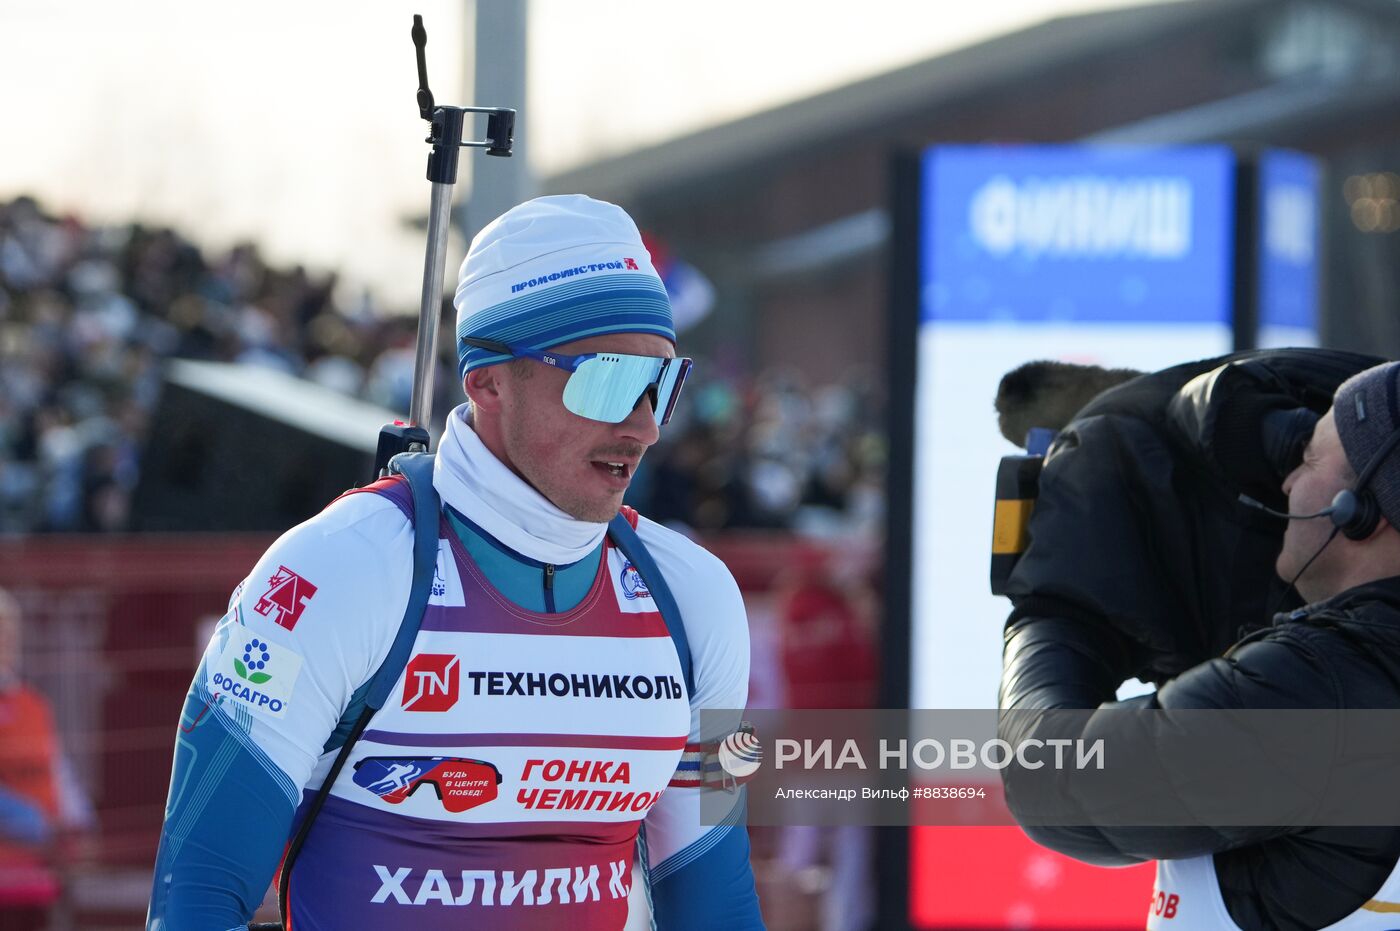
[{"x1": 999, "y1": 356, "x2": 1400, "y2": 929}]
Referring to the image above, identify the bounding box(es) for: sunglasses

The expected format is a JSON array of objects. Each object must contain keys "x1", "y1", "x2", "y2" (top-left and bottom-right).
[{"x1": 462, "y1": 336, "x2": 692, "y2": 426}]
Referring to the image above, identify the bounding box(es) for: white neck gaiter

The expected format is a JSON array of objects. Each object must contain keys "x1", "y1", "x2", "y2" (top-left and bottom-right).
[{"x1": 432, "y1": 403, "x2": 608, "y2": 565}]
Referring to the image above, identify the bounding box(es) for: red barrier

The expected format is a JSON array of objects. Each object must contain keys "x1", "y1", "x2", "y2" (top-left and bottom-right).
[{"x1": 0, "y1": 535, "x2": 273, "y2": 872}]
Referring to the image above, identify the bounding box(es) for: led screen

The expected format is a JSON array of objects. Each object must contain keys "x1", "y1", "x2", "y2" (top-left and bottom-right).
[{"x1": 908, "y1": 143, "x2": 1242, "y2": 928}]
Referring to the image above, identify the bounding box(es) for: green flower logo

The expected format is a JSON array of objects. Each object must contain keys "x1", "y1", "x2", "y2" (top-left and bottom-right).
[{"x1": 234, "y1": 638, "x2": 273, "y2": 685}]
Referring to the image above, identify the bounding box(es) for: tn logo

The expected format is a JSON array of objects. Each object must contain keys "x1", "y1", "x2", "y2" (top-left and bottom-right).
[{"x1": 402, "y1": 654, "x2": 460, "y2": 712}]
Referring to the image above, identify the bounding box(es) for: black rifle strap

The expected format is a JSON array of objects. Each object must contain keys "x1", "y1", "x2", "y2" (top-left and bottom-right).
[
  {"x1": 274, "y1": 452, "x2": 441, "y2": 926},
  {"x1": 276, "y1": 704, "x2": 374, "y2": 922}
]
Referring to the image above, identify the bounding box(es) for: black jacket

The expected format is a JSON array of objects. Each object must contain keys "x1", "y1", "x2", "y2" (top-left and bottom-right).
[
  {"x1": 1005, "y1": 348, "x2": 1381, "y2": 683},
  {"x1": 1001, "y1": 579, "x2": 1400, "y2": 930},
  {"x1": 998, "y1": 348, "x2": 1399, "y2": 930}
]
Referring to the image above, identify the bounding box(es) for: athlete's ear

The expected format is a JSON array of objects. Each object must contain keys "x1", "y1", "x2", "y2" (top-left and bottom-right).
[{"x1": 465, "y1": 364, "x2": 506, "y2": 413}]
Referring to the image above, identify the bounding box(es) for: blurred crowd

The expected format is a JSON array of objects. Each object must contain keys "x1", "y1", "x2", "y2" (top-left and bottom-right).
[
  {"x1": 0, "y1": 195, "x2": 410, "y2": 533},
  {"x1": 0, "y1": 195, "x2": 885, "y2": 537},
  {"x1": 635, "y1": 369, "x2": 886, "y2": 538}
]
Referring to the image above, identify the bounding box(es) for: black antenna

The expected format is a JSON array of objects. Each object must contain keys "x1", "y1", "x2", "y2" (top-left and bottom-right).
[
  {"x1": 411, "y1": 13, "x2": 515, "y2": 161},
  {"x1": 412, "y1": 14, "x2": 434, "y2": 120},
  {"x1": 368, "y1": 14, "x2": 520, "y2": 479}
]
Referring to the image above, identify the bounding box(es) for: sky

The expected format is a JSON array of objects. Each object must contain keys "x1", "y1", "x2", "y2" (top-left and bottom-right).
[{"x1": 0, "y1": 0, "x2": 1166, "y2": 308}]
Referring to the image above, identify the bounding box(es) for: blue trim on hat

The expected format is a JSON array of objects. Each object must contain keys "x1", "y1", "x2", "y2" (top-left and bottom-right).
[
  {"x1": 490, "y1": 297, "x2": 673, "y2": 342},
  {"x1": 457, "y1": 274, "x2": 675, "y2": 375},
  {"x1": 465, "y1": 273, "x2": 669, "y2": 331}
]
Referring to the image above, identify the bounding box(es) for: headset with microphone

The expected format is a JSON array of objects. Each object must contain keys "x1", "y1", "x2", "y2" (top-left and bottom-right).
[{"x1": 1239, "y1": 424, "x2": 1400, "y2": 542}]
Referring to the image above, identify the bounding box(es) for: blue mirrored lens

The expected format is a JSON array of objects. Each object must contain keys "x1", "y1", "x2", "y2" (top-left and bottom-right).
[
  {"x1": 560, "y1": 354, "x2": 691, "y2": 425},
  {"x1": 562, "y1": 354, "x2": 663, "y2": 423}
]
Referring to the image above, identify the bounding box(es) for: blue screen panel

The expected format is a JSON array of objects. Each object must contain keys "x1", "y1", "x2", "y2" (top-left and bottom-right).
[
  {"x1": 1258, "y1": 148, "x2": 1320, "y2": 335},
  {"x1": 921, "y1": 145, "x2": 1236, "y2": 325}
]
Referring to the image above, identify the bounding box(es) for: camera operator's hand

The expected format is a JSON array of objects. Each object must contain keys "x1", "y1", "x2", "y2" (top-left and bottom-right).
[
  {"x1": 1167, "y1": 358, "x2": 1324, "y2": 507},
  {"x1": 1260, "y1": 407, "x2": 1320, "y2": 483}
]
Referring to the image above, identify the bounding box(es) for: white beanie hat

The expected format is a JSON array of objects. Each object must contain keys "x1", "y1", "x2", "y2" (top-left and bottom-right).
[{"x1": 452, "y1": 194, "x2": 675, "y2": 378}]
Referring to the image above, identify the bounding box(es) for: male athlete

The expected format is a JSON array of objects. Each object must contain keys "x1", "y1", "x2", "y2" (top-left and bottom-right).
[{"x1": 147, "y1": 195, "x2": 763, "y2": 930}]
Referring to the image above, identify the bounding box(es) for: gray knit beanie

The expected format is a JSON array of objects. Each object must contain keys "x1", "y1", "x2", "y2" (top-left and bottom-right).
[{"x1": 1333, "y1": 361, "x2": 1400, "y2": 530}]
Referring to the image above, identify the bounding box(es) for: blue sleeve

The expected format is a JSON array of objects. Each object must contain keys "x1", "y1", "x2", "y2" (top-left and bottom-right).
[
  {"x1": 650, "y1": 812, "x2": 763, "y2": 930},
  {"x1": 146, "y1": 681, "x2": 300, "y2": 931},
  {"x1": 0, "y1": 784, "x2": 51, "y2": 846}
]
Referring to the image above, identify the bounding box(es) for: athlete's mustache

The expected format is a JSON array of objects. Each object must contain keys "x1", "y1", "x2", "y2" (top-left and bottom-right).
[{"x1": 589, "y1": 444, "x2": 646, "y2": 462}]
